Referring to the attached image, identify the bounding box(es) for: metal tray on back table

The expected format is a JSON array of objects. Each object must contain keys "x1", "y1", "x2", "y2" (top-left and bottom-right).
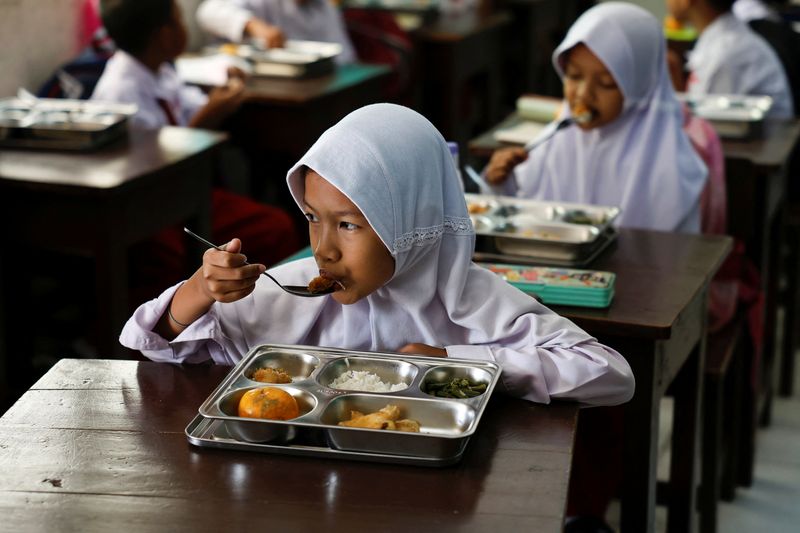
[
  {"x1": 466, "y1": 193, "x2": 619, "y2": 264},
  {"x1": 0, "y1": 97, "x2": 135, "y2": 150},
  {"x1": 677, "y1": 93, "x2": 773, "y2": 139},
  {"x1": 218, "y1": 40, "x2": 341, "y2": 78},
  {"x1": 187, "y1": 344, "x2": 502, "y2": 466}
]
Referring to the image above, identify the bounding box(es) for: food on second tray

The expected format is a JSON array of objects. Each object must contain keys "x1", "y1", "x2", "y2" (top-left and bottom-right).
[
  {"x1": 422, "y1": 378, "x2": 487, "y2": 399},
  {"x1": 338, "y1": 404, "x2": 420, "y2": 432},
  {"x1": 328, "y1": 370, "x2": 408, "y2": 392},
  {"x1": 238, "y1": 386, "x2": 300, "y2": 420},
  {"x1": 249, "y1": 366, "x2": 292, "y2": 383},
  {"x1": 467, "y1": 202, "x2": 490, "y2": 214}
]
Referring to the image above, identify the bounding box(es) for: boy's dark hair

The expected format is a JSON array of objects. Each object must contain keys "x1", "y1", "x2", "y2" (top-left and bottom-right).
[
  {"x1": 100, "y1": 0, "x2": 173, "y2": 56},
  {"x1": 706, "y1": 0, "x2": 735, "y2": 12}
]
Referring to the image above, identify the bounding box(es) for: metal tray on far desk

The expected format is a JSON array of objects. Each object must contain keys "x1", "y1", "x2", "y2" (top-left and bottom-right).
[
  {"x1": 0, "y1": 98, "x2": 135, "y2": 150},
  {"x1": 678, "y1": 93, "x2": 773, "y2": 139},
  {"x1": 188, "y1": 344, "x2": 502, "y2": 466},
  {"x1": 217, "y1": 40, "x2": 341, "y2": 79}
]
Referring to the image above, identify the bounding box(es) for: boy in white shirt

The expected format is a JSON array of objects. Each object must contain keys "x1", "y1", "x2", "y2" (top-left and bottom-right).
[
  {"x1": 667, "y1": 0, "x2": 794, "y2": 118},
  {"x1": 93, "y1": 0, "x2": 302, "y2": 295},
  {"x1": 196, "y1": 0, "x2": 356, "y2": 64}
]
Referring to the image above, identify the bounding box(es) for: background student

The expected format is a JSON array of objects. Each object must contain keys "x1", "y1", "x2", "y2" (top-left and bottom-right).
[
  {"x1": 196, "y1": 0, "x2": 357, "y2": 64},
  {"x1": 120, "y1": 103, "x2": 635, "y2": 408},
  {"x1": 93, "y1": 0, "x2": 301, "y2": 297},
  {"x1": 484, "y1": 2, "x2": 708, "y2": 234},
  {"x1": 667, "y1": 0, "x2": 794, "y2": 118}
]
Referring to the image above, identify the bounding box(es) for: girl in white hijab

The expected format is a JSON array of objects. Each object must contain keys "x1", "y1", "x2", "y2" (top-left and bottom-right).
[
  {"x1": 120, "y1": 103, "x2": 634, "y2": 406},
  {"x1": 485, "y1": 2, "x2": 708, "y2": 233}
]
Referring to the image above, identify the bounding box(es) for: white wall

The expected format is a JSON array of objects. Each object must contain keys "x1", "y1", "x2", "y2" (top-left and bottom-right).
[
  {"x1": 0, "y1": 0, "x2": 84, "y2": 97},
  {"x1": 0, "y1": 0, "x2": 209, "y2": 98}
]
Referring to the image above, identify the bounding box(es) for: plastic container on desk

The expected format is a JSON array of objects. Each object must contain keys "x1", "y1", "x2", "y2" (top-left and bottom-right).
[{"x1": 478, "y1": 263, "x2": 615, "y2": 308}]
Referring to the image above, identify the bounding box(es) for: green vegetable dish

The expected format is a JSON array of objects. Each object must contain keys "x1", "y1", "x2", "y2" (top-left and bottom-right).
[{"x1": 422, "y1": 378, "x2": 487, "y2": 399}]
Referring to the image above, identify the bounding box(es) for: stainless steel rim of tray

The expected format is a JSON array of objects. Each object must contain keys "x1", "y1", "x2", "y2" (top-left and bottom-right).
[
  {"x1": 189, "y1": 344, "x2": 503, "y2": 465},
  {"x1": 0, "y1": 97, "x2": 135, "y2": 150}
]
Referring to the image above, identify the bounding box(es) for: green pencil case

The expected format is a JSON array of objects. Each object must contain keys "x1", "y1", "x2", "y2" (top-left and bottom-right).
[{"x1": 478, "y1": 263, "x2": 615, "y2": 308}]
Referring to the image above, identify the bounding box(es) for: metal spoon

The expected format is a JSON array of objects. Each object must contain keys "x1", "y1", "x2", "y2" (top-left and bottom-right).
[{"x1": 183, "y1": 227, "x2": 335, "y2": 297}]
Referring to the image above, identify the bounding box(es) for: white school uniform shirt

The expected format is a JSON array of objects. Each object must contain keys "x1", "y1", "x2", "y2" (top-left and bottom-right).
[
  {"x1": 91, "y1": 50, "x2": 208, "y2": 128},
  {"x1": 119, "y1": 103, "x2": 635, "y2": 407},
  {"x1": 495, "y1": 2, "x2": 708, "y2": 233},
  {"x1": 687, "y1": 12, "x2": 794, "y2": 119},
  {"x1": 196, "y1": 0, "x2": 356, "y2": 64},
  {"x1": 733, "y1": 0, "x2": 781, "y2": 22}
]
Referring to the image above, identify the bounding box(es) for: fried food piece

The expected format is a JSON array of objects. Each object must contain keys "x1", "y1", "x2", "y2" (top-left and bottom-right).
[
  {"x1": 250, "y1": 367, "x2": 292, "y2": 384},
  {"x1": 467, "y1": 203, "x2": 490, "y2": 214},
  {"x1": 338, "y1": 404, "x2": 420, "y2": 432},
  {"x1": 308, "y1": 276, "x2": 336, "y2": 294},
  {"x1": 339, "y1": 404, "x2": 400, "y2": 429},
  {"x1": 395, "y1": 419, "x2": 421, "y2": 433},
  {"x1": 572, "y1": 104, "x2": 593, "y2": 124}
]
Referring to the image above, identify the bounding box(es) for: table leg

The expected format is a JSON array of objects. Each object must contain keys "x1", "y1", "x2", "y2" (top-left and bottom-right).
[
  {"x1": 668, "y1": 340, "x2": 703, "y2": 533},
  {"x1": 619, "y1": 341, "x2": 660, "y2": 533}
]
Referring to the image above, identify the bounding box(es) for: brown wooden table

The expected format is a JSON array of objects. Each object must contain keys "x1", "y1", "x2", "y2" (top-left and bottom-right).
[
  {"x1": 0, "y1": 358, "x2": 578, "y2": 532},
  {"x1": 228, "y1": 63, "x2": 390, "y2": 202},
  {"x1": 550, "y1": 228, "x2": 731, "y2": 533},
  {"x1": 0, "y1": 127, "x2": 225, "y2": 393},
  {"x1": 410, "y1": 9, "x2": 513, "y2": 153}
]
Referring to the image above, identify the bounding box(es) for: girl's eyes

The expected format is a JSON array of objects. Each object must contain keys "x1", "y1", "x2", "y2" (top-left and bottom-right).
[
  {"x1": 339, "y1": 221, "x2": 359, "y2": 231},
  {"x1": 304, "y1": 212, "x2": 318, "y2": 223}
]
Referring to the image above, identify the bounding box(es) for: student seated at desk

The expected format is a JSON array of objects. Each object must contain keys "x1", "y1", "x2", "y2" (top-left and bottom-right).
[
  {"x1": 120, "y1": 103, "x2": 635, "y2": 408},
  {"x1": 485, "y1": 2, "x2": 708, "y2": 234},
  {"x1": 196, "y1": 0, "x2": 357, "y2": 64},
  {"x1": 93, "y1": 0, "x2": 301, "y2": 294},
  {"x1": 667, "y1": 0, "x2": 794, "y2": 118}
]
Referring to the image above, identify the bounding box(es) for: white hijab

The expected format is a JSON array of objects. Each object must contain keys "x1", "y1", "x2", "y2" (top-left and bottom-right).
[
  {"x1": 217, "y1": 104, "x2": 594, "y2": 355},
  {"x1": 508, "y1": 2, "x2": 708, "y2": 233}
]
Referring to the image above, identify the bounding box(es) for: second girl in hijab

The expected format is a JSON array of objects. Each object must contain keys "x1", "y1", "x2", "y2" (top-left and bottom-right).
[
  {"x1": 485, "y1": 2, "x2": 708, "y2": 234},
  {"x1": 120, "y1": 103, "x2": 634, "y2": 407}
]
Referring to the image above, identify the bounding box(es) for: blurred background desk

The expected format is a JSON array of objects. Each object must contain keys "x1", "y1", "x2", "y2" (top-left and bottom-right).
[
  {"x1": 410, "y1": 9, "x2": 512, "y2": 153},
  {"x1": 229, "y1": 64, "x2": 390, "y2": 203},
  {"x1": 0, "y1": 358, "x2": 578, "y2": 532},
  {"x1": 0, "y1": 127, "x2": 225, "y2": 406}
]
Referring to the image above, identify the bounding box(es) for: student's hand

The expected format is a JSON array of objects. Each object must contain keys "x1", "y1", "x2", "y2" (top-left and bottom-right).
[
  {"x1": 485, "y1": 147, "x2": 528, "y2": 185},
  {"x1": 196, "y1": 238, "x2": 266, "y2": 304},
  {"x1": 227, "y1": 65, "x2": 248, "y2": 83},
  {"x1": 191, "y1": 77, "x2": 246, "y2": 129},
  {"x1": 245, "y1": 18, "x2": 286, "y2": 49},
  {"x1": 398, "y1": 343, "x2": 447, "y2": 358}
]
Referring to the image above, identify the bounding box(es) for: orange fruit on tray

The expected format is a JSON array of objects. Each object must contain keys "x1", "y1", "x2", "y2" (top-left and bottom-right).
[{"x1": 238, "y1": 387, "x2": 300, "y2": 420}]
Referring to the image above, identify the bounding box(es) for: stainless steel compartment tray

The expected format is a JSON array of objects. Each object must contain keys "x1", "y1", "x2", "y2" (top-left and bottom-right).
[
  {"x1": 0, "y1": 97, "x2": 136, "y2": 150},
  {"x1": 677, "y1": 93, "x2": 773, "y2": 139},
  {"x1": 466, "y1": 193, "x2": 619, "y2": 261},
  {"x1": 189, "y1": 344, "x2": 502, "y2": 465}
]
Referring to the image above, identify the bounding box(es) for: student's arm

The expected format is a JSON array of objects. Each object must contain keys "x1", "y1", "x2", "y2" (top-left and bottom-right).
[
  {"x1": 188, "y1": 76, "x2": 246, "y2": 129},
  {"x1": 197, "y1": 0, "x2": 284, "y2": 47},
  {"x1": 154, "y1": 239, "x2": 265, "y2": 340}
]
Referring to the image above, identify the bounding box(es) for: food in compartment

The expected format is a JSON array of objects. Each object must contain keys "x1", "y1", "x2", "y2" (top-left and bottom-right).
[
  {"x1": 249, "y1": 366, "x2": 292, "y2": 384},
  {"x1": 467, "y1": 202, "x2": 491, "y2": 214},
  {"x1": 562, "y1": 209, "x2": 599, "y2": 225},
  {"x1": 338, "y1": 404, "x2": 420, "y2": 432},
  {"x1": 422, "y1": 378, "x2": 487, "y2": 399},
  {"x1": 328, "y1": 370, "x2": 407, "y2": 392},
  {"x1": 238, "y1": 386, "x2": 300, "y2": 420}
]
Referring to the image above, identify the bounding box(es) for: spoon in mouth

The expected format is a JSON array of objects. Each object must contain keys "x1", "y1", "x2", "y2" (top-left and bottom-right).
[{"x1": 183, "y1": 227, "x2": 337, "y2": 297}]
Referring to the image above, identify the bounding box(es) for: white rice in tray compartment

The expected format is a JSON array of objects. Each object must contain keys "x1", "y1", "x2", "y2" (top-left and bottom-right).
[{"x1": 329, "y1": 370, "x2": 407, "y2": 392}]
